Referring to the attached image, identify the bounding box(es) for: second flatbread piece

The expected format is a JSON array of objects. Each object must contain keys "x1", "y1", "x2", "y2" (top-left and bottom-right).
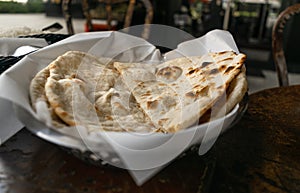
[{"x1": 114, "y1": 51, "x2": 246, "y2": 133}]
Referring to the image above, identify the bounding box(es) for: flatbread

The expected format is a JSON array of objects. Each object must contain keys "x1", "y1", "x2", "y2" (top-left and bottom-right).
[
  {"x1": 198, "y1": 66, "x2": 248, "y2": 124},
  {"x1": 29, "y1": 66, "x2": 67, "y2": 128},
  {"x1": 225, "y1": 66, "x2": 247, "y2": 113},
  {"x1": 114, "y1": 51, "x2": 246, "y2": 132},
  {"x1": 30, "y1": 50, "x2": 247, "y2": 133},
  {"x1": 44, "y1": 51, "x2": 156, "y2": 132}
]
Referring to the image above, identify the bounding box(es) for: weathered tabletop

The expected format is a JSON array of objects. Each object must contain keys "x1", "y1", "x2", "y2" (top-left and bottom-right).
[
  {"x1": 211, "y1": 85, "x2": 300, "y2": 193},
  {"x1": 0, "y1": 85, "x2": 300, "y2": 193}
]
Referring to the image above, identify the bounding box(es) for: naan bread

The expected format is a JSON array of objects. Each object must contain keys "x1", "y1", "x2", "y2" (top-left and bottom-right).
[
  {"x1": 198, "y1": 66, "x2": 247, "y2": 124},
  {"x1": 114, "y1": 51, "x2": 246, "y2": 132},
  {"x1": 29, "y1": 66, "x2": 67, "y2": 128},
  {"x1": 225, "y1": 66, "x2": 247, "y2": 113},
  {"x1": 43, "y1": 51, "x2": 155, "y2": 132},
  {"x1": 30, "y1": 50, "x2": 246, "y2": 133}
]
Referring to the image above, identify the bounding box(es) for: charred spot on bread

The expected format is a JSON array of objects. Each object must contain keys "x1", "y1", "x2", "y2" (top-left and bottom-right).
[
  {"x1": 202, "y1": 61, "x2": 213, "y2": 68},
  {"x1": 156, "y1": 66, "x2": 182, "y2": 82},
  {"x1": 147, "y1": 100, "x2": 159, "y2": 110},
  {"x1": 196, "y1": 86, "x2": 209, "y2": 97},
  {"x1": 225, "y1": 66, "x2": 235, "y2": 74},
  {"x1": 209, "y1": 68, "x2": 219, "y2": 75}
]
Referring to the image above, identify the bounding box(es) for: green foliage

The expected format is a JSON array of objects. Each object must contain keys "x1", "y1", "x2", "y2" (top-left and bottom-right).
[
  {"x1": 0, "y1": 0, "x2": 45, "y2": 13},
  {"x1": 27, "y1": 0, "x2": 45, "y2": 13},
  {"x1": 0, "y1": 1, "x2": 27, "y2": 13}
]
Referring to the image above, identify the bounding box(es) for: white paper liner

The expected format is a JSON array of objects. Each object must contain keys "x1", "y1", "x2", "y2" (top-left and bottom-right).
[
  {"x1": 0, "y1": 29, "x2": 241, "y2": 186},
  {"x1": 0, "y1": 38, "x2": 48, "y2": 56}
]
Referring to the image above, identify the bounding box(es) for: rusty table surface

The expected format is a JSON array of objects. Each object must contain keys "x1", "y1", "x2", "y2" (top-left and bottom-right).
[{"x1": 1, "y1": 85, "x2": 300, "y2": 193}]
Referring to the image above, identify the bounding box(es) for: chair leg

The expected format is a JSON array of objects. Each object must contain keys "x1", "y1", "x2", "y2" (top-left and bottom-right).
[
  {"x1": 141, "y1": 0, "x2": 153, "y2": 25},
  {"x1": 105, "y1": 3, "x2": 113, "y2": 30},
  {"x1": 124, "y1": 0, "x2": 136, "y2": 29},
  {"x1": 62, "y1": 0, "x2": 75, "y2": 35},
  {"x1": 82, "y1": 0, "x2": 94, "y2": 32},
  {"x1": 272, "y1": 3, "x2": 300, "y2": 86},
  {"x1": 141, "y1": 0, "x2": 153, "y2": 39}
]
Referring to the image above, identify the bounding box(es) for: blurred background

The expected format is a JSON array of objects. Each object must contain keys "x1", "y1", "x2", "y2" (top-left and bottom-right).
[{"x1": 0, "y1": 0, "x2": 300, "y2": 92}]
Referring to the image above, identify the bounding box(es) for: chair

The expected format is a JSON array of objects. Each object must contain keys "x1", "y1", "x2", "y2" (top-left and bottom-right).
[
  {"x1": 62, "y1": 0, "x2": 153, "y2": 37},
  {"x1": 272, "y1": 3, "x2": 300, "y2": 86}
]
